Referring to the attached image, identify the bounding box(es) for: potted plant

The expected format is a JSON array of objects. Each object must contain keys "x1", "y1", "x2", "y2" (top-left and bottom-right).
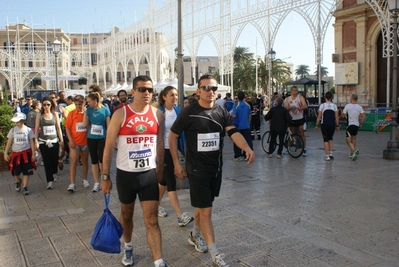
[{"x1": 0, "y1": 93, "x2": 14, "y2": 171}]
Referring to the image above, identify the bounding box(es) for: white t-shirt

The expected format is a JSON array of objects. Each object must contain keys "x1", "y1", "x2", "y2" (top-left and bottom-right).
[
  {"x1": 215, "y1": 98, "x2": 224, "y2": 107},
  {"x1": 7, "y1": 125, "x2": 34, "y2": 152},
  {"x1": 343, "y1": 103, "x2": 364, "y2": 126},
  {"x1": 164, "y1": 108, "x2": 177, "y2": 149}
]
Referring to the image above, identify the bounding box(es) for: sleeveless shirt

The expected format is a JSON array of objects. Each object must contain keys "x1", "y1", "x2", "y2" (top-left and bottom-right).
[
  {"x1": 38, "y1": 113, "x2": 58, "y2": 140},
  {"x1": 116, "y1": 105, "x2": 159, "y2": 172}
]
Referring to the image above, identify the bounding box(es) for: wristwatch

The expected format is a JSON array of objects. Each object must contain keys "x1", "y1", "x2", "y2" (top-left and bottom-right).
[{"x1": 101, "y1": 174, "x2": 110, "y2": 181}]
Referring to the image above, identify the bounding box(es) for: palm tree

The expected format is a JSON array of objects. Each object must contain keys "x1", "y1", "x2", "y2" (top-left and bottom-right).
[
  {"x1": 233, "y1": 46, "x2": 253, "y2": 65},
  {"x1": 314, "y1": 66, "x2": 329, "y2": 78},
  {"x1": 233, "y1": 59, "x2": 256, "y2": 91},
  {"x1": 295, "y1": 65, "x2": 310, "y2": 79}
]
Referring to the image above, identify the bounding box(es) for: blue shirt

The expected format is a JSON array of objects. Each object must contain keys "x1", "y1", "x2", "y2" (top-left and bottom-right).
[
  {"x1": 86, "y1": 106, "x2": 110, "y2": 139},
  {"x1": 232, "y1": 100, "x2": 251, "y2": 129}
]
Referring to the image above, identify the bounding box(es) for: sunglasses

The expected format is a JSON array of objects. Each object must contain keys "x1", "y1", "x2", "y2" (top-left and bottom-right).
[
  {"x1": 200, "y1": 86, "x2": 218, "y2": 92},
  {"x1": 136, "y1": 87, "x2": 154, "y2": 93},
  {"x1": 43, "y1": 103, "x2": 51, "y2": 107}
]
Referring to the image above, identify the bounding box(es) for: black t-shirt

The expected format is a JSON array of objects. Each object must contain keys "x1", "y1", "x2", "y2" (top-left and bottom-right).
[{"x1": 171, "y1": 102, "x2": 233, "y2": 176}]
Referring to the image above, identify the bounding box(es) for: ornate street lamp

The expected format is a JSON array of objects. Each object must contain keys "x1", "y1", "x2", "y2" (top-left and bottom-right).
[
  {"x1": 383, "y1": 0, "x2": 399, "y2": 159},
  {"x1": 52, "y1": 38, "x2": 61, "y2": 94},
  {"x1": 268, "y1": 48, "x2": 276, "y2": 94}
]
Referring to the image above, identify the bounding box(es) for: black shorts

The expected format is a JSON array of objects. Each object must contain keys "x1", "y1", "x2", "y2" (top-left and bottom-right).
[
  {"x1": 187, "y1": 172, "x2": 222, "y2": 208},
  {"x1": 11, "y1": 152, "x2": 34, "y2": 176},
  {"x1": 289, "y1": 118, "x2": 305, "y2": 127},
  {"x1": 346, "y1": 125, "x2": 359, "y2": 137},
  {"x1": 321, "y1": 124, "x2": 335, "y2": 142},
  {"x1": 116, "y1": 168, "x2": 159, "y2": 204},
  {"x1": 158, "y1": 149, "x2": 177, "y2": 192}
]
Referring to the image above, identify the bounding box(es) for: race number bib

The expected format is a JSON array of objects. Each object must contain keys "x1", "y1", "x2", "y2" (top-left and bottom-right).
[
  {"x1": 197, "y1": 132, "x2": 220, "y2": 152},
  {"x1": 14, "y1": 133, "x2": 27, "y2": 145},
  {"x1": 90, "y1": 124, "x2": 103, "y2": 135},
  {"x1": 76, "y1": 122, "x2": 87, "y2": 132},
  {"x1": 128, "y1": 149, "x2": 152, "y2": 170},
  {"x1": 43, "y1": 125, "x2": 56, "y2": 136}
]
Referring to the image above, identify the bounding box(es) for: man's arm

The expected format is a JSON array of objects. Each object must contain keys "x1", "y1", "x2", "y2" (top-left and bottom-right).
[
  {"x1": 101, "y1": 108, "x2": 123, "y2": 194},
  {"x1": 155, "y1": 109, "x2": 164, "y2": 182},
  {"x1": 300, "y1": 96, "x2": 308, "y2": 110},
  {"x1": 359, "y1": 112, "x2": 366, "y2": 128},
  {"x1": 226, "y1": 126, "x2": 255, "y2": 164},
  {"x1": 168, "y1": 131, "x2": 186, "y2": 180}
]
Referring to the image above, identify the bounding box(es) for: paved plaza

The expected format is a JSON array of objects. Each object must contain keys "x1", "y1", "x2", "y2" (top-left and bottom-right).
[{"x1": 0, "y1": 125, "x2": 398, "y2": 267}]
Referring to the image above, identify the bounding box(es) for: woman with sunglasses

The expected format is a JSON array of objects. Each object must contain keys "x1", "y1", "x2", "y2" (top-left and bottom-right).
[
  {"x1": 83, "y1": 92, "x2": 111, "y2": 192},
  {"x1": 157, "y1": 86, "x2": 193, "y2": 226},
  {"x1": 35, "y1": 97, "x2": 64, "y2": 189}
]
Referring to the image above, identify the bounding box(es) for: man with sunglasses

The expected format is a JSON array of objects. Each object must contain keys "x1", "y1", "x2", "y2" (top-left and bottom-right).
[
  {"x1": 101, "y1": 75, "x2": 167, "y2": 267},
  {"x1": 169, "y1": 74, "x2": 255, "y2": 267}
]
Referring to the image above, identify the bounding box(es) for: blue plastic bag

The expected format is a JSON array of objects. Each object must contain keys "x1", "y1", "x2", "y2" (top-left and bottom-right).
[{"x1": 91, "y1": 194, "x2": 123, "y2": 254}]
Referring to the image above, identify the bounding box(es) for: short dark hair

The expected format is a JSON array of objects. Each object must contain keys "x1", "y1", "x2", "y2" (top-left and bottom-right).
[
  {"x1": 133, "y1": 75, "x2": 152, "y2": 89},
  {"x1": 117, "y1": 89, "x2": 127, "y2": 97},
  {"x1": 325, "y1": 91, "x2": 333, "y2": 100},
  {"x1": 237, "y1": 91, "x2": 245, "y2": 100},
  {"x1": 198, "y1": 74, "x2": 217, "y2": 87}
]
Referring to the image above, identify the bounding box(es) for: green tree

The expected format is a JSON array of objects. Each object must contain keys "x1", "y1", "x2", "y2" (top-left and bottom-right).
[
  {"x1": 295, "y1": 64, "x2": 310, "y2": 79},
  {"x1": 234, "y1": 59, "x2": 256, "y2": 92},
  {"x1": 314, "y1": 66, "x2": 329, "y2": 78},
  {"x1": 233, "y1": 46, "x2": 253, "y2": 65}
]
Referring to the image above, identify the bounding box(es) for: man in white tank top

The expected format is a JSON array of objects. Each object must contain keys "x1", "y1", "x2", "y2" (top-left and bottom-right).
[{"x1": 284, "y1": 86, "x2": 308, "y2": 156}]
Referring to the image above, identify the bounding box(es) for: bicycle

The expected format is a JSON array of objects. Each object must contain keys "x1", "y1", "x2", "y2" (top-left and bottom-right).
[{"x1": 261, "y1": 128, "x2": 304, "y2": 158}]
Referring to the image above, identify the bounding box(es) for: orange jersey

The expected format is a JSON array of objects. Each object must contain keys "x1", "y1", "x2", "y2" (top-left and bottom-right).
[{"x1": 65, "y1": 109, "x2": 87, "y2": 146}]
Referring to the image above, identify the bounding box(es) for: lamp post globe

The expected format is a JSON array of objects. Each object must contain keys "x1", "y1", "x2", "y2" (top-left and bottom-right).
[{"x1": 52, "y1": 38, "x2": 61, "y2": 94}]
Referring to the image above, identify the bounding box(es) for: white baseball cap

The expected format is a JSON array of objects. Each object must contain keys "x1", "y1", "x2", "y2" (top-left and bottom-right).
[{"x1": 11, "y1": 112, "x2": 26, "y2": 122}]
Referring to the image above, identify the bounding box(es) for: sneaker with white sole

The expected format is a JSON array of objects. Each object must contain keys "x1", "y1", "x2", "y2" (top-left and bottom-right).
[
  {"x1": 92, "y1": 182, "x2": 100, "y2": 192},
  {"x1": 158, "y1": 206, "x2": 168, "y2": 217},
  {"x1": 14, "y1": 181, "x2": 21, "y2": 192},
  {"x1": 22, "y1": 187, "x2": 30, "y2": 195},
  {"x1": 329, "y1": 152, "x2": 334, "y2": 160},
  {"x1": 47, "y1": 181, "x2": 54, "y2": 189},
  {"x1": 155, "y1": 261, "x2": 168, "y2": 267},
  {"x1": 122, "y1": 245, "x2": 134, "y2": 266},
  {"x1": 188, "y1": 231, "x2": 208, "y2": 253},
  {"x1": 352, "y1": 150, "x2": 359, "y2": 161},
  {"x1": 178, "y1": 212, "x2": 194, "y2": 227},
  {"x1": 67, "y1": 184, "x2": 76, "y2": 192},
  {"x1": 302, "y1": 149, "x2": 307, "y2": 157},
  {"x1": 324, "y1": 155, "x2": 331, "y2": 161},
  {"x1": 53, "y1": 174, "x2": 58, "y2": 182},
  {"x1": 212, "y1": 254, "x2": 230, "y2": 267},
  {"x1": 82, "y1": 180, "x2": 90, "y2": 188}
]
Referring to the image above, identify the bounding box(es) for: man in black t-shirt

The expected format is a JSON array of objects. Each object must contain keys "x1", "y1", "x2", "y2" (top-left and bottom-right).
[{"x1": 169, "y1": 74, "x2": 255, "y2": 267}]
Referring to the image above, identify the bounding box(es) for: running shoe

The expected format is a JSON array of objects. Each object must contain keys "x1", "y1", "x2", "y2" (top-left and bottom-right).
[
  {"x1": 67, "y1": 184, "x2": 76, "y2": 193},
  {"x1": 268, "y1": 154, "x2": 273, "y2": 158},
  {"x1": 14, "y1": 181, "x2": 21, "y2": 192},
  {"x1": 158, "y1": 206, "x2": 168, "y2": 218},
  {"x1": 22, "y1": 187, "x2": 30, "y2": 195},
  {"x1": 155, "y1": 261, "x2": 168, "y2": 267},
  {"x1": 212, "y1": 254, "x2": 230, "y2": 267},
  {"x1": 329, "y1": 152, "x2": 334, "y2": 160},
  {"x1": 233, "y1": 157, "x2": 244, "y2": 162},
  {"x1": 92, "y1": 182, "x2": 100, "y2": 192},
  {"x1": 122, "y1": 245, "x2": 134, "y2": 266},
  {"x1": 53, "y1": 174, "x2": 58, "y2": 182},
  {"x1": 82, "y1": 180, "x2": 90, "y2": 188},
  {"x1": 47, "y1": 181, "x2": 54, "y2": 189},
  {"x1": 178, "y1": 212, "x2": 194, "y2": 227},
  {"x1": 58, "y1": 160, "x2": 64, "y2": 170},
  {"x1": 352, "y1": 150, "x2": 359, "y2": 161},
  {"x1": 302, "y1": 149, "x2": 307, "y2": 157},
  {"x1": 324, "y1": 155, "x2": 331, "y2": 161},
  {"x1": 188, "y1": 231, "x2": 208, "y2": 253},
  {"x1": 276, "y1": 154, "x2": 282, "y2": 159}
]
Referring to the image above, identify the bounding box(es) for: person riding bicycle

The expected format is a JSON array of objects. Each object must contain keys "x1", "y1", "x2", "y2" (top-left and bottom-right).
[{"x1": 264, "y1": 97, "x2": 292, "y2": 158}]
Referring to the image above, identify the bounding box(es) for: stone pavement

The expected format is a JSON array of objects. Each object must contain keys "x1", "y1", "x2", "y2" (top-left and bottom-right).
[{"x1": 0, "y1": 125, "x2": 398, "y2": 267}]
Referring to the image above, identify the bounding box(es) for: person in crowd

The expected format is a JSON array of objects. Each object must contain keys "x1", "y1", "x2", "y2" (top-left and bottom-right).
[
  {"x1": 264, "y1": 97, "x2": 291, "y2": 158},
  {"x1": 59, "y1": 96, "x2": 74, "y2": 165},
  {"x1": 315, "y1": 92, "x2": 340, "y2": 161},
  {"x1": 101, "y1": 75, "x2": 167, "y2": 267},
  {"x1": 157, "y1": 86, "x2": 193, "y2": 226},
  {"x1": 231, "y1": 91, "x2": 253, "y2": 162},
  {"x1": 112, "y1": 89, "x2": 129, "y2": 113},
  {"x1": 89, "y1": 84, "x2": 112, "y2": 113},
  {"x1": 223, "y1": 92, "x2": 234, "y2": 113},
  {"x1": 183, "y1": 97, "x2": 189, "y2": 107},
  {"x1": 250, "y1": 93, "x2": 262, "y2": 140},
  {"x1": 57, "y1": 91, "x2": 67, "y2": 105},
  {"x1": 4, "y1": 112, "x2": 36, "y2": 195},
  {"x1": 284, "y1": 86, "x2": 308, "y2": 156},
  {"x1": 35, "y1": 97, "x2": 64, "y2": 189},
  {"x1": 14, "y1": 97, "x2": 32, "y2": 115},
  {"x1": 168, "y1": 74, "x2": 255, "y2": 267},
  {"x1": 83, "y1": 92, "x2": 111, "y2": 192},
  {"x1": 26, "y1": 100, "x2": 43, "y2": 165},
  {"x1": 65, "y1": 95, "x2": 89, "y2": 192},
  {"x1": 341, "y1": 94, "x2": 366, "y2": 161},
  {"x1": 215, "y1": 93, "x2": 224, "y2": 107}
]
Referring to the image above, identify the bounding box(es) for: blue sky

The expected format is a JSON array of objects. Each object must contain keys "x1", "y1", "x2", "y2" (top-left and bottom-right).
[{"x1": 2, "y1": 0, "x2": 335, "y2": 76}]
